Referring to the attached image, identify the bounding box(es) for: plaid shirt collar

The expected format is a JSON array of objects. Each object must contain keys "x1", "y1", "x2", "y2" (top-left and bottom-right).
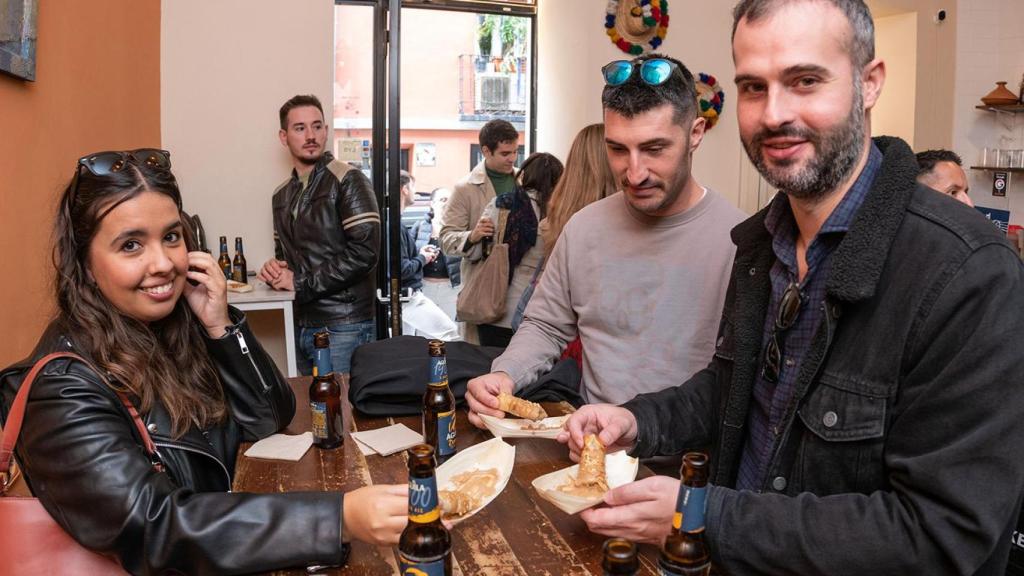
[{"x1": 763, "y1": 142, "x2": 883, "y2": 275}]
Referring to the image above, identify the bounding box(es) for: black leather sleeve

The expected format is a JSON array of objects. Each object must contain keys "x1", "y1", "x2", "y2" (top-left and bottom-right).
[
  {"x1": 205, "y1": 308, "x2": 296, "y2": 441},
  {"x1": 16, "y1": 361, "x2": 344, "y2": 575},
  {"x1": 293, "y1": 170, "x2": 381, "y2": 306}
]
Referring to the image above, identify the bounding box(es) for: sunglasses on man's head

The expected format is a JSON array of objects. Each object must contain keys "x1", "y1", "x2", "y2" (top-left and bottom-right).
[
  {"x1": 77, "y1": 149, "x2": 172, "y2": 177},
  {"x1": 602, "y1": 58, "x2": 680, "y2": 87}
]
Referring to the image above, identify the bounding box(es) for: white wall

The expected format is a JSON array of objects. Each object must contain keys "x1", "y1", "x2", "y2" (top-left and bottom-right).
[
  {"x1": 162, "y1": 0, "x2": 335, "y2": 268},
  {"x1": 874, "y1": 12, "x2": 918, "y2": 147},
  {"x1": 537, "y1": 0, "x2": 749, "y2": 211},
  {"x1": 162, "y1": 0, "x2": 335, "y2": 368},
  {"x1": 953, "y1": 0, "x2": 1024, "y2": 220}
]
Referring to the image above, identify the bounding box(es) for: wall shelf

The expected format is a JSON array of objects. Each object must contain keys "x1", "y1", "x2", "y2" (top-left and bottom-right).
[
  {"x1": 970, "y1": 166, "x2": 1024, "y2": 172},
  {"x1": 976, "y1": 104, "x2": 1024, "y2": 114}
]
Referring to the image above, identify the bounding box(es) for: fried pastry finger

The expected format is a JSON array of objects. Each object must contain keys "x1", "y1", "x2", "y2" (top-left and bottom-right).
[
  {"x1": 497, "y1": 392, "x2": 547, "y2": 421},
  {"x1": 575, "y1": 434, "x2": 608, "y2": 491}
]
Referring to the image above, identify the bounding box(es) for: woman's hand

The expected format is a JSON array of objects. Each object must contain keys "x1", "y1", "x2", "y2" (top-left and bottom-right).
[
  {"x1": 183, "y1": 251, "x2": 231, "y2": 338},
  {"x1": 342, "y1": 484, "x2": 409, "y2": 546}
]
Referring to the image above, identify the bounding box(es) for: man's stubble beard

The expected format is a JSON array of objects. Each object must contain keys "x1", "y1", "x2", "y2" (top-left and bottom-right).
[{"x1": 743, "y1": 84, "x2": 865, "y2": 202}]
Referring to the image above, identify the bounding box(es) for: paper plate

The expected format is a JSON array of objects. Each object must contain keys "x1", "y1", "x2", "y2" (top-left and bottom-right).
[
  {"x1": 478, "y1": 413, "x2": 569, "y2": 440},
  {"x1": 435, "y1": 437, "x2": 515, "y2": 524},
  {"x1": 531, "y1": 451, "x2": 638, "y2": 515}
]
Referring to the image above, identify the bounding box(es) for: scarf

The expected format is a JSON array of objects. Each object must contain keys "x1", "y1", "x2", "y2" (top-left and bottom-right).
[{"x1": 495, "y1": 187, "x2": 538, "y2": 281}]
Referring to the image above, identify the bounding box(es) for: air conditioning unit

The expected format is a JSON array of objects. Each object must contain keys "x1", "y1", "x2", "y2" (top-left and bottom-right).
[{"x1": 475, "y1": 73, "x2": 511, "y2": 111}]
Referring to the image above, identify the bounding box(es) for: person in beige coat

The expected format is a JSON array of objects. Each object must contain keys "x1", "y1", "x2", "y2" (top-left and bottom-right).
[{"x1": 438, "y1": 119, "x2": 520, "y2": 343}]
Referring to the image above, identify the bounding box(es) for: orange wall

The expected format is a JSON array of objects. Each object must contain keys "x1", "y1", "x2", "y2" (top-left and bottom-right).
[{"x1": 0, "y1": 0, "x2": 161, "y2": 366}]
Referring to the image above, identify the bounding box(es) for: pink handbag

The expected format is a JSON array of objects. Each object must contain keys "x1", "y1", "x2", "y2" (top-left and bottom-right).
[{"x1": 0, "y1": 352, "x2": 160, "y2": 575}]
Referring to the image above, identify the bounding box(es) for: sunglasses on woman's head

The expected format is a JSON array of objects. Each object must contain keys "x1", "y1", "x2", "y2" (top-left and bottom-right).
[
  {"x1": 602, "y1": 58, "x2": 680, "y2": 87},
  {"x1": 77, "y1": 149, "x2": 171, "y2": 177},
  {"x1": 69, "y1": 149, "x2": 172, "y2": 204}
]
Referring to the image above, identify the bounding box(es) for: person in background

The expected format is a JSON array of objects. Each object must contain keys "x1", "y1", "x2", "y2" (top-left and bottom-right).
[
  {"x1": 541, "y1": 123, "x2": 618, "y2": 261},
  {"x1": 0, "y1": 149, "x2": 407, "y2": 575},
  {"x1": 258, "y1": 94, "x2": 380, "y2": 375},
  {"x1": 915, "y1": 148, "x2": 974, "y2": 207},
  {"x1": 398, "y1": 170, "x2": 460, "y2": 341},
  {"x1": 469, "y1": 152, "x2": 564, "y2": 347},
  {"x1": 562, "y1": 1, "x2": 1024, "y2": 573},
  {"x1": 466, "y1": 53, "x2": 745, "y2": 425},
  {"x1": 509, "y1": 123, "x2": 617, "y2": 368},
  {"x1": 412, "y1": 187, "x2": 462, "y2": 325},
  {"x1": 439, "y1": 119, "x2": 520, "y2": 343}
]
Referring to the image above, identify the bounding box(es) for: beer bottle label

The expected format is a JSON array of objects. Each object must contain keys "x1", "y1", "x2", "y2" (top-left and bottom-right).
[
  {"x1": 408, "y1": 476, "x2": 440, "y2": 523},
  {"x1": 399, "y1": 554, "x2": 446, "y2": 576},
  {"x1": 437, "y1": 409, "x2": 456, "y2": 457},
  {"x1": 310, "y1": 401, "x2": 328, "y2": 440},
  {"x1": 313, "y1": 346, "x2": 332, "y2": 377},
  {"x1": 428, "y1": 356, "x2": 448, "y2": 387},
  {"x1": 672, "y1": 484, "x2": 707, "y2": 533}
]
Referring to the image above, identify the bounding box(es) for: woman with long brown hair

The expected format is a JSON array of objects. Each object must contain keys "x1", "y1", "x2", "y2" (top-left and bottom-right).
[
  {"x1": 468, "y1": 152, "x2": 564, "y2": 347},
  {"x1": 541, "y1": 123, "x2": 617, "y2": 259},
  {"x1": 511, "y1": 124, "x2": 617, "y2": 338},
  {"x1": 0, "y1": 149, "x2": 406, "y2": 574}
]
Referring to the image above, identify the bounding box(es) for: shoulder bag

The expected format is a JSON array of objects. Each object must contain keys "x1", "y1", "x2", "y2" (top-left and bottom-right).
[
  {"x1": 0, "y1": 352, "x2": 161, "y2": 575},
  {"x1": 456, "y1": 207, "x2": 510, "y2": 324}
]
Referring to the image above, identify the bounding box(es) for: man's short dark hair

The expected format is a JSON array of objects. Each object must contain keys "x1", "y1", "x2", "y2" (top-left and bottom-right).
[
  {"x1": 479, "y1": 119, "x2": 519, "y2": 152},
  {"x1": 916, "y1": 149, "x2": 963, "y2": 176},
  {"x1": 732, "y1": 0, "x2": 875, "y2": 69},
  {"x1": 601, "y1": 53, "x2": 698, "y2": 126},
  {"x1": 399, "y1": 169, "x2": 413, "y2": 189},
  {"x1": 279, "y1": 94, "x2": 325, "y2": 130}
]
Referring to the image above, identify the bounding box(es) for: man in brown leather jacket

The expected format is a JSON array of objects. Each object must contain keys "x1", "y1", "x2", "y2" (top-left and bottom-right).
[{"x1": 259, "y1": 94, "x2": 381, "y2": 375}]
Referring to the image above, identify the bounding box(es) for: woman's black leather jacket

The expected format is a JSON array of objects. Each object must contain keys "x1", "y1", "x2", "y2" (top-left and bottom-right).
[{"x1": 0, "y1": 308, "x2": 346, "y2": 575}]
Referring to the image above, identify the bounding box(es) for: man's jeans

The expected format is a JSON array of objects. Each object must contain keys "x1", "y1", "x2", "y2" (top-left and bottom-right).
[{"x1": 296, "y1": 320, "x2": 376, "y2": 375}]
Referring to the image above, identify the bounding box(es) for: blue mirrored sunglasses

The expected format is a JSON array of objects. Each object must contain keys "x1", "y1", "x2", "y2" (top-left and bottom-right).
[{"x1": 602, "y1": 58, "x2": 680, "y2": 87}]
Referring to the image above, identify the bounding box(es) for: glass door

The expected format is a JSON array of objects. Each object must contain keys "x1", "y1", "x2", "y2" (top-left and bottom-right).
[{"x1": 334, "y1": 0, "x2": 536, "y2": 338}]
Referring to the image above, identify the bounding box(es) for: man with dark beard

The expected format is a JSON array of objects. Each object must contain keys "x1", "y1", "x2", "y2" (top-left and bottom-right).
[
  {"x1": 559, "y1": 1, "x2": 1024, "y2": 574},
  {"x1": 258, "y1": 94, "x2": 380, "y2": 375},
  {"x1": 465, "y1": 54, "x2": 744, "y2": 421}
]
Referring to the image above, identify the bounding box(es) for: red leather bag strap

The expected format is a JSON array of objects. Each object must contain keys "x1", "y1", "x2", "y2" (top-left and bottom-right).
[{"x1": 1, "y1": 352, "x2": 158, "y2": 490}]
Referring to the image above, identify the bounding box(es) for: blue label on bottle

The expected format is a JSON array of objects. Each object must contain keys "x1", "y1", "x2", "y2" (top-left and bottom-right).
[
  {"x1": 408, "y1": 475, "x2": 440, "y2": 522},
  {"x1": 400, "y1": 554, "x2": 447, "y2": 576},
  {"x1": 436, "y1": 409, "x2": 456, "y2": 456},
  {"x1": 313, "y1": 345, "x2": 332, "y2": 378},
  {"x1": 675, "y1": 484, "x2": 707, "y2": 533},
  {"x1": 429, "y1": 356, "x2": 448, "y2": 387}
]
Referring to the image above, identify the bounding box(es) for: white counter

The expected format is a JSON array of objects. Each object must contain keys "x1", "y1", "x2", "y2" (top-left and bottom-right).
[{"x1": 227, "y1": 282, "x2": 297, "y2": 377}]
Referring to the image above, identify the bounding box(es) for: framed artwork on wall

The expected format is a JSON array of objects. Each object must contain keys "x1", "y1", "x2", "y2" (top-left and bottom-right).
[{"x1": 0, "y1": 0, "x2": 38, "y2": 81}]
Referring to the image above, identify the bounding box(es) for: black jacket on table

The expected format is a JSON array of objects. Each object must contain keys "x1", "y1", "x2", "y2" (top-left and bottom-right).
[
  {"x1": 0, "y1": 308, "x2": 346, "y2": 575},
  {"x1": 623, "y1": 137, "x2": 1024, "y2": 575},
  {"x1": 272, "y1": 152, "x2": 381, "y2": 327}
]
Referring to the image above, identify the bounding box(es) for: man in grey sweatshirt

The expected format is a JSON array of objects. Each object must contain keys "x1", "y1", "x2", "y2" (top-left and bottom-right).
[{"x1": 466, "y1": 54, "x2": 746, "y2": 427}]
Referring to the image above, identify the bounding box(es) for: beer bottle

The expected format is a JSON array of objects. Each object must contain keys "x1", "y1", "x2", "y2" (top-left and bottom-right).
[
  {"x1": 399, "y1": 444, "x2": 452, "y2": 575},
  {"x1": 659, "y1": 452, "x2": 711, "y2": 576},
  {"x1": 217, "y1": 236, "x2": 232, "y2": 279},
  {"x1": 422, "y1": 339, "x2": 456, "y2": 463},
  {"x1": 309, "y1": 331, "x2": 343, "y2": 449},
  {"x1": 602, "y1": 537, "x2": 639, "y2": 575},
  {"x1": 232, "y1": 237, "x2": 248, "y2": 283}
]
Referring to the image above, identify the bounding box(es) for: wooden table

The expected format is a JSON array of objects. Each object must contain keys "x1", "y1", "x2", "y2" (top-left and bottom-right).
[{"x1": 234, "y1": 377, "x2": 660, "y2": 575}]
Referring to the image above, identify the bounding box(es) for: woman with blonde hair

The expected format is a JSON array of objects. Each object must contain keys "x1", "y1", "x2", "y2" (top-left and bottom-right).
[
  {"x1": 542, "y1": 123, "x2": 617, "y2": 259},
  {"x1": 511, "y1": 124, "x2": 616, "y2": 340}
]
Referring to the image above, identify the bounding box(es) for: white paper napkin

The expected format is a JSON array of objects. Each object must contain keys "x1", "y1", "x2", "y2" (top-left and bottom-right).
[
  {"x1": 350, "y1": 424, "x2": 424, "y2": 456},
  {"x1": 243, "y1": 432, "x2": 314, "y2": 461}
]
